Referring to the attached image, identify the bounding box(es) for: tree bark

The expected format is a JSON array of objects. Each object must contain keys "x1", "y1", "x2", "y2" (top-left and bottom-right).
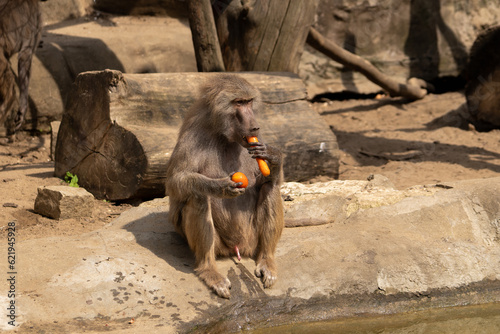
[
  {"x1": 214, "y1": 0, "x2": 317, "y2": 72},
  {"x1": 55, "y1": 70, "x2": 340, "y2": 200},
  {"x1": 186, "y1": 0, "x2": 225, "y2": 72},
  {"x1": 307, "y1": 27, "x2": 428, "y2": 100}
]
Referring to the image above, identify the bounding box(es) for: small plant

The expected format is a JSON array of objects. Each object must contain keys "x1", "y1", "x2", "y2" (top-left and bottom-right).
[{"x1": 64, "y1": 171, "x2": 80, "y2": 188}]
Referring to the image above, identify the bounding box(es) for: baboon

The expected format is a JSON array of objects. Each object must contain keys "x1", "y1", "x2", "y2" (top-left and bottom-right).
[
  {"x1": 165, "y1": 74, "x2": 284, "y2": 299},
  {"x1": 0, "y1": 0, "x2": 43, "y2": 133}
]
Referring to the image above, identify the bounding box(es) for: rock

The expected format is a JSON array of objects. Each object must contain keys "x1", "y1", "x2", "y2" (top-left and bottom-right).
[
  {"x1": 13, "y1": 177, "x2": 500, "y2": 332},
  {"x1": 34, "y1": 186, "x2": 94, "y2": 220},
  {"x1": 366, "y1": 173, "x2": 396, "y2": 189},
  {"x1": 301, "y1": 0, "x2": 500, "y2": 96},
  {"x1": 40, "y1": 0, "x2": 93, "y2": 25},
  {"x1": 2, "y1": 15, "x2": 197, "y2": 135},
  {"x1": 284, "y1": 194, "x2": 346, "y2": 227},
  {"x1": 282, "y1": 179, "x2": 436, "y2": 226},
  {"x1": 138, "y1": 196, "x2": 169, "y2": 208}
]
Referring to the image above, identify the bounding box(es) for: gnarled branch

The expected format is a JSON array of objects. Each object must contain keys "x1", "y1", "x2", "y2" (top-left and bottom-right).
[{"x1": 307, "y1": 27, "x2": 428, "y2": 100}]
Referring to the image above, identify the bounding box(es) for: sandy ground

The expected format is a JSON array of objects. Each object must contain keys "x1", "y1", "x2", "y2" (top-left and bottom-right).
[
  {"x1": 2, "y1": 90, "x2": 500, "y2": 243},
  {"x1": 0, "y1": 132, "x2": 132, "y2": 242},
  {"x1": 314, "y1": 91, "x2": 500, "y2": 188}
]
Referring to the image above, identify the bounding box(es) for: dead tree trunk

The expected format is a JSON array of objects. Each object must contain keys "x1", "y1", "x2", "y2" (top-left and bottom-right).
[
  {"x1": 213, "y1": 0, "x2": 317, "y2": 72},
  {"x1": 186, "y1": 0, "x2": 225, "y2": 72},
  {"x1": 307, "y1": 27, "x2": 428, "y2": 100},
  {"x1": 55, "y1": 70, "x2": 340, "y2": 201}
]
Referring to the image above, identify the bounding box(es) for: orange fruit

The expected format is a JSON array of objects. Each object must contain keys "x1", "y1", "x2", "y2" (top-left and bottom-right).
[{"x1": 231, "y1": 172, "x2": 248, "y2": 188}]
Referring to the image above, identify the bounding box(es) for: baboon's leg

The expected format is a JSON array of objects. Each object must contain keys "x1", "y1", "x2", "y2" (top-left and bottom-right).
[
  {"x1": 182, "y1": 197, "x2": 231, "y2": 298},
  {"x1": 254, "y1": 183, "x2": 284, "y2": 288},
  {"x1": 14, "y1": 46, "x2": 35, "y2": 130}
]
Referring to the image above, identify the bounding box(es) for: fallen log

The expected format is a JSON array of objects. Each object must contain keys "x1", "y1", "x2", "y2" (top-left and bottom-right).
[
  {"x1": 307, "y1": 27, "x2": 428, "y2": 100},
  {"x1": 55, "y1": 70, "x2": 340, "y2": 200}
]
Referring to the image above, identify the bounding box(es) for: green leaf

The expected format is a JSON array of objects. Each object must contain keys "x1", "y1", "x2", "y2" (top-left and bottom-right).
[{"x1": 64, "y1": 171, "x2": 80, "y2": 188}]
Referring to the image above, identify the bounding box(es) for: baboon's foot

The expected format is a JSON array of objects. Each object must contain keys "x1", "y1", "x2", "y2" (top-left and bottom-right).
[
  {"x1": 14, "y1": 111, "x2": 25, "y2": 131},
  {"x1": 255, "y1": 258, "x2": 277, "y2": 288},
  {"x1": 198, "y1": 268, "x2": 231, "y2": 299}
]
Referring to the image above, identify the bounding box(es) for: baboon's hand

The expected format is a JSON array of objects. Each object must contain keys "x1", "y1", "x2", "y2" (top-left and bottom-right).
[
  {"x1": 218, "y1": 176, "x2": 245, "y2": 198},
  {"x1": 247, "y1": 142, "x2": 282, "y2": 167}
]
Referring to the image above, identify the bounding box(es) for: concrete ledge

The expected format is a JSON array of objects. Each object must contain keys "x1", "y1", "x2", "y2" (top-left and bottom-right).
[{"x1": 10, "y1": 177, "x2": 500, "y2": 332}]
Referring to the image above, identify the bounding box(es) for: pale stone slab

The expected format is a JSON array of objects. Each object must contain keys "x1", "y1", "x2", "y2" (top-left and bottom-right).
[{"x1": 34, "y1": 185, "x2": 94, "y2": 220}]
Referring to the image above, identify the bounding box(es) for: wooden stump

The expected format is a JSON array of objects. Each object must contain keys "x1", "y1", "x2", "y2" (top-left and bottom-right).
[
  {"x1": 55, "y1": 70, "x2": 340, "y2": 200},
  {"x1": 465, "y1": 25, "x2": 500, "y2": 131},
  {"x1": 186, "y1": 0, "x2": 225, "y2": 72},
  {"x1": 214, "y1": 0, "x2": 317, "y2": 72}
]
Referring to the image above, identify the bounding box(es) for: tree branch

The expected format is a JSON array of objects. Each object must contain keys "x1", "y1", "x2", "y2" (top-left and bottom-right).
[{"x1": 307, "y1": 27, "x2": 428, "y2": 100}]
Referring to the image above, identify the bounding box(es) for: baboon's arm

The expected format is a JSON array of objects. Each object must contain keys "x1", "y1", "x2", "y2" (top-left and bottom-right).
[{"x1": 169, "y1": 172, "x2": 244, "y2": 199}]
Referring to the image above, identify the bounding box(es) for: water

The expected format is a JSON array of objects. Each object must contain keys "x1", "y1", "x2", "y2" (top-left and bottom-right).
[{"x1": 251, "y1": 302, "x2": 500, "y2": 334}]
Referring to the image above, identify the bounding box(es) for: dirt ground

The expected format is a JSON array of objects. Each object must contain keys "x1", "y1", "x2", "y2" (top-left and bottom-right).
[
  {"x1": 0, "y1": 132, "x2": 132, "y2": 242},
  {"x1": 1, "y1": 91, "x2": 500, "y2": 242},
  {"x1": 314, "y1": 91, "x2": 500, "y2": 188}
]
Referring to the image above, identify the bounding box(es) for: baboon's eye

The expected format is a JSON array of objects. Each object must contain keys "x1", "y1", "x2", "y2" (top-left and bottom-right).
[{"x1": 233, "y1": 98, "x2": 253, "y2": 107}]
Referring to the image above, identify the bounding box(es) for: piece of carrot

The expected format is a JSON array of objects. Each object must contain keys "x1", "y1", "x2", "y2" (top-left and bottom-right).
[
  {"x1": 247, "y1": 137, "x2": 271, "y2": 176},
  {"x1": 256, "y1": 159, "x2": 270, "y2": 176},
  {"x1": 247, "y1": 136, "x2": 259, "y2": 144}
]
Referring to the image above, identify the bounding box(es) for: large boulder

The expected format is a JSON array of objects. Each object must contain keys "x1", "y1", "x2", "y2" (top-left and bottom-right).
[
  {"x1": 301, "y1": 0, "x2": 500, "y2": 96},
  {"x1": 11, "y1": 177, "x2": 500, "y2": 332},
  {"x1": 2, "y1": 14, "x2": 196, "y2": 135}
]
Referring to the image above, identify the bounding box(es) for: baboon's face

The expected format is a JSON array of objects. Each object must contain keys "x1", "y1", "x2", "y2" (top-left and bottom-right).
[
  {"x1": 229, "y1": 98, "x2": 260, "y2": 147},
  {"x1": 204, "y1": 75, "x2": 262, "y2": 145}
]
